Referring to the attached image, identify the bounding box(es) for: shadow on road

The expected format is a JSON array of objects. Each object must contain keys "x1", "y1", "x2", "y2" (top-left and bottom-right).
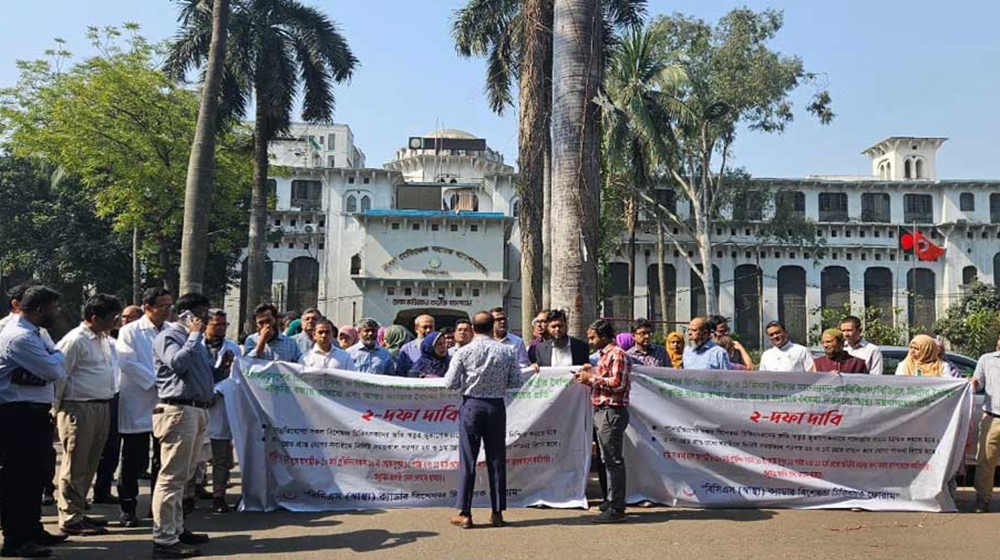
[
  {"x1": 506, "y1": 507, "x2": 775, "y2": 527},
  {"x1": 209, "y1": 529, "x2": 439, "y2": 554}
]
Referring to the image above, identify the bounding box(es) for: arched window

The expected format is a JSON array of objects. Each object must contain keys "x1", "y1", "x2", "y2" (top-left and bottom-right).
[
  {"x1": 733, "y1": 264, "x2": 762, "y2": 350},
  {"x1": 345, "y1": 194, "x2": 357, "y2": 213},
  {"x1": 907, "y1": 268, "x2": 936, "y2": 331},
  {"x1": 287, "y1": 257, "x2": 320, "y2": 312},
  {"x1": 350, "y1": 254, "x2": 361, "y2": 275},
  {"x1": 647, "y1": 264, "x2": 676, "y2": 323},
  {"x1": 864, "y1": 268, "x2": 893, "y2": 326},
  {"x1": 904, "y1": 158, "x2": 912, "y2": 179},
  {"x1": 915, "y1": 158, "x2": 924, "y2": 179},
  {"x1": 360, "y1": 195, "x2": 371, "y2": 212},
  {"x1": 777, "y1": 266, "x2": 807, "y2": 344},
  {"x1": 886, "y1": 161, "x2": 892, "y2": 179},
  {"x1": 821, "y1": 266, "x2": 851, "y2": 319},
  {"x1": 512, "y1": 200, "x2": 520, "y2": 218},
  {"x1": 960, "y1": 192, "x2": 975, "y2": 212},
  {"x1": 963, "y1": 266, "x2": 978, "y2": 285}
]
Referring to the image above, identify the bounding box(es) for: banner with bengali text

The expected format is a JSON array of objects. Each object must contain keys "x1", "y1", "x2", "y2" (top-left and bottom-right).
[
  {"x1": 624, "y1": 367, "x2": 973, "y2": 512},
  {"x1": 221, "y1": 360, "x2": 592, "y2": 512}
]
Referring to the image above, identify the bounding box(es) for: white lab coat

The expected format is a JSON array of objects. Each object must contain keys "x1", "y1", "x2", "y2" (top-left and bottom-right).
[{"x1": 116, "y1": 316, "x2": 172, "y2": 434}]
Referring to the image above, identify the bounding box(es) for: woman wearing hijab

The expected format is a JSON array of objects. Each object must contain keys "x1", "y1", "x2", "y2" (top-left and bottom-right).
[
  {"x1": 383, "y1": 325, "x2": 415, "y2": 374},
  {"x1": 895, "y1": 334, "x2": 959, "y2": 377},
  {"x1": 666, "y1": 332, "x2": 685, "y2": 369},
  {"x1": 376, "y1": 326, "x2": 387, "y2": 347},
  {"x1": 407, "y1": 331, "x2": 451, "y2": 378},
  {"x1": 338, "y1": 325, "x2": 359, "y2": 349},
  {"x1": 615, "y1": 332, "x2": 635, "y2": 352}
]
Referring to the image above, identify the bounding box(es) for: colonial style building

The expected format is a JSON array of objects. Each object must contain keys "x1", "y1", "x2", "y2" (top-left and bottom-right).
[
  {"x1": 224, "y1": 125, "x2": 521, "y2": 337},
  {"x1": 607, "y1": 137, "x2": 1000, "y2": 349}
]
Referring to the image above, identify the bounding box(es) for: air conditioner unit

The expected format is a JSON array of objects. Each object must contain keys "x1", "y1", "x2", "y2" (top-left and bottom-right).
[{"x1": 304, "y1": 225, "x2": 314, "y2": 233}]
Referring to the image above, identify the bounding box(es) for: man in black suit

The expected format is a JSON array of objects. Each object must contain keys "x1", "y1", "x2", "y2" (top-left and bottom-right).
[
  {"x1": 532, "y1": 309, "x2": 589, "y2": 367},
  {"x1": 529, "y1": 309, "x2": 606, "y2": 505}
]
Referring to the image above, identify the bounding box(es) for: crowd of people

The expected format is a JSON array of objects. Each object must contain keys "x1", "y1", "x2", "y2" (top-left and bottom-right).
[{"x1": 3, "y1": 283, "x2": 1000, "y2": 556}]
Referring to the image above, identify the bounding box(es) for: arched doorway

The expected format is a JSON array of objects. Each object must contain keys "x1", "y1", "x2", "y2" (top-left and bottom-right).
[
  {"x1": 907, "y1": 268, "x2": 936, "y2": 332},
  {"x1": 821, "y1": 266, "x2": 851, "y2": 317},
  {"x1": 864, "y1": 267, "x2": 894, "y2": 326},
  {"x1": 777, "y1": 266, "x2": 807, "y2": 344},
  {"x1": 287, "y1": 256, "x2": 320, "y2": 313},
  {"x1": 733, "y1": 264, "x2": 761, "y2": 350},
  {"x1": 690, "y1": 264, "x2": 720, "y2": 319},
  {"x1": 647, "y1": 263, "x2": 676, "y2": 324}
]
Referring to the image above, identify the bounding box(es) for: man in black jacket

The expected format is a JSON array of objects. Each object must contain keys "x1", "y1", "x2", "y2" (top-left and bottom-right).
[
  {"x1": 532, "y1": 310, "x2": 589, "y2": 367},
  {"x1": 529, "y1": 309, "x2": 606, "y2": 506}
]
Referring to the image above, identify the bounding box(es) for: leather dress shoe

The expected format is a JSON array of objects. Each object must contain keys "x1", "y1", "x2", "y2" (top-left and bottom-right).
[
  {"x1": 178, "y1": 531, "x2": 210, "y2": 545},
  {"x1": 449, "y1": 513, "x2": 473, "y2": 529}
]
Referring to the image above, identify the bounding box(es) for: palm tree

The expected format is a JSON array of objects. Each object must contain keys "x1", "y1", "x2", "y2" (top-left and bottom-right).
[
  {"x1": 453, "y1": 0, "x2": 644, "y2": 337},
  {"x1": 601, "y1": 26, "x2": 685, "y2": 329},
  {"x1": 550, "y1": 0, "x2": 603, "y2": 338},
  {"x1": 178, "y1": 0, "x2": 230, "y2": 296},
  {"x1": 167, "y1": 0, "x2": 357, "y2": 333}
]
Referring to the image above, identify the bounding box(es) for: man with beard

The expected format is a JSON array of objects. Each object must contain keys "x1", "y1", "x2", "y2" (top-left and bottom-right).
[{"x1": 531, "y1": 309, "x2": 589, "y2": 368}]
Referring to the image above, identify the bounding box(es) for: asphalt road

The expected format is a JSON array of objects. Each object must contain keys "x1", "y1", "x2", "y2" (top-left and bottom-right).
[{"x1": 36, "y1": 476, "x2": 997, "y2": 560}]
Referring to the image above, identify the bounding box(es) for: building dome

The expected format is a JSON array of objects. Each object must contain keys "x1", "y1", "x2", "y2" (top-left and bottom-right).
[{"x1": 423, "y1": 128, "x2": 477, "y2": 140}]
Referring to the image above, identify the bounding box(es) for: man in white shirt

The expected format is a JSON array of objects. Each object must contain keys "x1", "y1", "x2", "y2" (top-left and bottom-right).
[
  {"x1": 840, "y1": 315, "x2": 883, "y2": 375},
  {"x1": 760, "y1": 321, "x2": 815, "y2": 372},
  {"x1": 490, "y1": 307, "x2": 530, "y2": 367},
  {"x1": 54, "y1": 294, "x2": 123, "y2": 536},
  {"x1": 449, "y1": 318, "x2": 474, "y2": 356},
  {"x1": 115, "y1": 287, "x2": 173, "y2": 527},
  {"x1": 301, "y1": 319, "x2": 356, "y2": 371}
]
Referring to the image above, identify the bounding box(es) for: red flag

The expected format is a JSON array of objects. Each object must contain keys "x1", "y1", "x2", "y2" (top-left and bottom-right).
[{"x1": 900, "y1": 231, "x2": 945, "y2": 262}]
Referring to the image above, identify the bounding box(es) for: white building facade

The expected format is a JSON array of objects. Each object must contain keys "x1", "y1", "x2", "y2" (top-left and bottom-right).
[
  {"x1": 607, "y1": 137, "x2": 1000, "y2": 350},
  {"x1": 224, "y1": 126, "x2": 521, "y2": 337}
]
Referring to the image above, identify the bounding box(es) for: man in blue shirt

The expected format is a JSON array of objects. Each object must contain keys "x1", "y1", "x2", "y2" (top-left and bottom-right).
[
  {"x1": 151, "y1": 293, "x2": 216, "y2": 558},
  {"x1": 0, "y1": 286, "x2": 69, "y2": 558},
  {"x1": 244, "y1": 303, "x2": 302, "y2": 363},
  {"x1": 682, "y1": 317, "x2": 731, "y2": 371},
  {"x1": 348, "y1": 318, "x2": 396, "y2": 375}
]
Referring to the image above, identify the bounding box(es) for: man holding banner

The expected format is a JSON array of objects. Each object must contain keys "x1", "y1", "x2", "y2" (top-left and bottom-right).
[
  {"x1": 444, "y1": 311, "x2": 523, "y2": 529},
  {"x1": 577, "y1": 320, "x2": 632, "y2": 523}
]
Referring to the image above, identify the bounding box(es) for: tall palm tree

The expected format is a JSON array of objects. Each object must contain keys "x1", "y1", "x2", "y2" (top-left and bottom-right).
[
  {"x1": 167, "y1": 0, "x2": 357, "y2": 333},
  {"x1": 453, "y1": 0, "x2": 644, "y2": 337},
  {"x1": 601, "y1": 26, "x2": 685, "y2": 328},
  {"x1": 178, "y1": 0, "x2": 230, "y2": 296},
  {"x1": 550, "y1": 0, "x2": 603, "y2": 338}
]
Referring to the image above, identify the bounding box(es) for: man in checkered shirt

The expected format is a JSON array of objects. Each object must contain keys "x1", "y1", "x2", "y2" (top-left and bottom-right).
[{"x1": 575, "y1": 319, "x2": 631, "y2": 523}]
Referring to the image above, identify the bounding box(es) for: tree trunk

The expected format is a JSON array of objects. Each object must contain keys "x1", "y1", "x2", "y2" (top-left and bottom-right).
[
  {"x1": 132, "y1": 224, "x2": 141, "y2": 305},
  {"x1": 516, "y1": 0, "x2": 553, "y2": 338},
  {"x1": 158, "y1": 237, "x2": 180, "y2": 298},
  {"x1": 541, "y1": 134, "x2": 552, "y2": 309},
  {"x1": 245, "y1": 102, "x2": 271, "y2": 335},
  {"x1": 627, "y1": 196, "x2": 636, "y2": 320},
  {"x1": 697, "y1": 225, "x2": 718, "y2": 317},
  {"x1": 179, "y1": 0, "x2": 229, "y2": 295},
  {"x1": 551, "y1": 0, "x2": 602, "y2": 338},
  {"x1": 657, "y1": 223, "x2": 668, "y2": 334}
]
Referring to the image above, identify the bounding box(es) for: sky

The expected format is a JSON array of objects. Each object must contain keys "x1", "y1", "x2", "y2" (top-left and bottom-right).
[{"x1": 2, "y1": 0, "x2": 999, "y2": 180}]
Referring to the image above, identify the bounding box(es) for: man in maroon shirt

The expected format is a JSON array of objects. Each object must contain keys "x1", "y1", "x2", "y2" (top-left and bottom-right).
[
  {"x1": 576, "y1": 320, "x2": 631, "y2": 523},
  {"x1": 814, "y1": 329, "x2": 869, "y2": 374}
]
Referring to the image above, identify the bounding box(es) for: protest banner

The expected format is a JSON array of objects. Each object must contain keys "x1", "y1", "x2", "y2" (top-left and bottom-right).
[
  {"x1": 625, "y1": 367, "x2": 973, "y2": 512},
  {"x1": 222, "y1": 362, "x2": 972, "y2": 512},
  {"x1": 221, "y1": 360, "x2": 592, "y2": 511}
]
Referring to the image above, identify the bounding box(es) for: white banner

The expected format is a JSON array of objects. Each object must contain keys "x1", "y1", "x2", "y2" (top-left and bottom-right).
[
  {"x1": 221, "y1": 360, "x2": 592, "y2": 512},
  {"x1": 624, "y1": 367, "x2": 973, "y2": 512}
]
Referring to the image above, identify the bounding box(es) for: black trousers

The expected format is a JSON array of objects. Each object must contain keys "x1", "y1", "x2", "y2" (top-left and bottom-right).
[
  {"x1": 456, "y1": 397, "x2": 507, "y2": 514},
  {"x1": 118, "y1": 432, "x2": 160, "y2": 514},
  {"x1": 94, "y1": 394, "x2": 121, "y2": 498},
  {"x1": 43, "y1": 413, "x2": 55, "y2": 496},
  {"x1": 0, "y1": 403, "x2": 50, "y2": 548}
]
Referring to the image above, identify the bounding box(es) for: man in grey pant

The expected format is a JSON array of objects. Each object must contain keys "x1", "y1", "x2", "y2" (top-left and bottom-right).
[
  {"x1": 150, "y1": 293, "x2": 216, "y2": 558},
  {"x1": 576, "y1": 320, "x2": 632, "y2": 523}
]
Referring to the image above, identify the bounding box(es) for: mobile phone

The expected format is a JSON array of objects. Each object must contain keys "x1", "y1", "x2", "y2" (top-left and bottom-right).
[{"x1": 178, "y1": 310, "x2": 194, "y2": 327}]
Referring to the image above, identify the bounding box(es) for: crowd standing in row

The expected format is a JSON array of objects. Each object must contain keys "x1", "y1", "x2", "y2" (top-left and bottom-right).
[{"x1": 3, "y1": 285, "x2": 1000, "y2": 557}]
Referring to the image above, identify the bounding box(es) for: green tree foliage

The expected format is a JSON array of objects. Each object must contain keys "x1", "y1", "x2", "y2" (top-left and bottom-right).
[
  {"x1": 935, "y1": 282, "x2": 1000, "y2": 357},
  {"x1": 0, "y1": 155, "x2": 132, "y2": 324},
  {"x1": 600, "y1": 10, "x2": 833, "y2": 316},
  {"x1": 0, "y1": 25, "x2": 251, "y2": 300}
]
